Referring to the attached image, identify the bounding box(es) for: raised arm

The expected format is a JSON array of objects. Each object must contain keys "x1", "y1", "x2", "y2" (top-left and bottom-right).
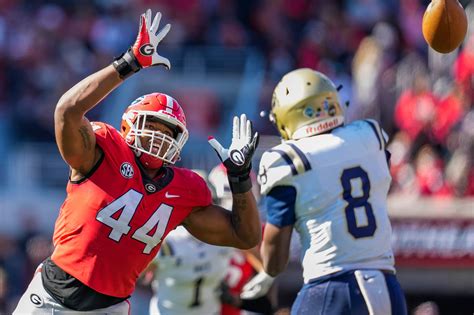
[
  {"x1": 54, "y1": 9, "x2": 171, "y2": 175},
  {"x1": 54, "y1": 66, "x2": 122, "y2": 174},
  {"x1": 182, "y1": 114, "x2": 261, "y2": 249}
]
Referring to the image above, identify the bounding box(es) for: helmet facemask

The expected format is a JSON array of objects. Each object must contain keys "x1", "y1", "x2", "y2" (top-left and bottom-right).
[{"x1": 123, "y1": 110, "x2": 189, "y2": 165}]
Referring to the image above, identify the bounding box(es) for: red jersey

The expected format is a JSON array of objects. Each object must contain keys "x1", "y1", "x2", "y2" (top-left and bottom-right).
[{"x1": 51, "y1": 122, "x2": 211, "y2": 297}]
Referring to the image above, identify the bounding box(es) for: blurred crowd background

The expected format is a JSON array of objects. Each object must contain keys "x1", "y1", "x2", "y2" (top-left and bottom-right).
[{"x1": 0, "y1": 0, "x2": 473, "y2": 314}]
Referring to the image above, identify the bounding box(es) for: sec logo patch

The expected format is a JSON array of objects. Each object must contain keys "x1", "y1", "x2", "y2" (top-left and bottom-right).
[{"x1": 120, "y1": 162, "x2": 134, "y2": 179}]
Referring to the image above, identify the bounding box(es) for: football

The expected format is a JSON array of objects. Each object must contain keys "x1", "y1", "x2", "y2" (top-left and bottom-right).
[{"x1": 422, "y1": 0, "x2": 468, "y2": 54}]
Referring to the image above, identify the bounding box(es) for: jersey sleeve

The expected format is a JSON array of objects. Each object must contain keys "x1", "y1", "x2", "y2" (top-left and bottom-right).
[
  {"x1": 91, "y1": 121, "x2": 108, "y2": 138},
  {"x1": 90, "y1": 122, "x2": 123, "y2": 152},
  {"x1": 259, "y1": 148, "x2": 299, "y2": 227},
  {"x1": 258, "y1": 149, "x2": 297, "y2": 196},
  {"x1": 363, "y1": 119, "x2": 389, "y2": 151},
  {"x1": 188, "y1": 170, "x2": 213, "y2": 207},
  {"x1": 362, "y1": 119, "x2": 391, "y2": 168},
  {"x1": 265, "y1": 185, "x2": 297, "y2": 227}
]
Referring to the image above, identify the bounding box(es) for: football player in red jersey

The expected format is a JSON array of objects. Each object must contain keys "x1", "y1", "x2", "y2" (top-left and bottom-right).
[{"x1": 13, "y1": 9, "x2": 261, "y2": 315}]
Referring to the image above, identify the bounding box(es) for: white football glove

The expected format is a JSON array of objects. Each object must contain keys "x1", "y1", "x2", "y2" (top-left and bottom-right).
[
  {"x1": 240, "y1": 271, "x2": 275, "y2": 300},
  {"x1": 208, "y1": 114, "x2": 259, "y2": 194}
]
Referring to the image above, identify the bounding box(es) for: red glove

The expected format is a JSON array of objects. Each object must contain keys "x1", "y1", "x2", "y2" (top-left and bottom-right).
[
  {"x1": 113, "y1": 9, "x2": 171, "y2": 79},
  {"x1": 132, "y1": 9, "x2": 171, "y2": 69}
]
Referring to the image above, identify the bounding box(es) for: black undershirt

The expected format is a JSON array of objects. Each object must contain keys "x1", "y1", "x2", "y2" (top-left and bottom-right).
[{"x1": 41, "y1": 257, "x2": 128, "y2": 311}]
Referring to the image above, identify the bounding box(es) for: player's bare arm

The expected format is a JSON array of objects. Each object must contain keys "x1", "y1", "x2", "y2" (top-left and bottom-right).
[
  {"x1": 261, "y1": 223, "x2": 293, "y2": 276},
  {"x1": 54, "y1": 66, "x2": 123, "y2": 176},
  {"x1": 183, "y1": 190, "x2": 260, "y2": 249},
  {"x1": 183, "y1": 114, "x2": 261, "y2": 249},
  {"x1": 54, "y1": 9, "x2": 170, "y2": 177},
  {"x1": 238, "y1": 223, "x2": 291, "y2": 300},
  {"x1": 243, "y1": 241, "x2": 264, "y2": 271}
]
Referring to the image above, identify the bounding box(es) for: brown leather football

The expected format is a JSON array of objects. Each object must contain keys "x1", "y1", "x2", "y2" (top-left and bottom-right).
[{"x1": 422, "y1": 0, "x2": 468, "y2": 54}]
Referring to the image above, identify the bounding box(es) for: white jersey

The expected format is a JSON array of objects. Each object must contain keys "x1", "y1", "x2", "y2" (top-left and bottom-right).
[
  {"x1": 259, "y1": 120, "x2": 395, "y2": 283},
  {"x1": 150, "y1": 226, "x2": 232, "y2": 315}
]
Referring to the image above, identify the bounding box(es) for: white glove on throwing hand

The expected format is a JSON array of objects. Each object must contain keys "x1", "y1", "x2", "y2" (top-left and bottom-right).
[{"x1": 240, "y1": 271, "x2": 275, "y2": 300}]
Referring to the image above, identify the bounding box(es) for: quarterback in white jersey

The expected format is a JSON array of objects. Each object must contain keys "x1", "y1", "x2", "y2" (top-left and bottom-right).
[
  {"x1": 249, "y1": 68, "x2": 407, "y2": 315},
  {"x1": 148, "y1": 226, "x2": 232, "y2": 315}
]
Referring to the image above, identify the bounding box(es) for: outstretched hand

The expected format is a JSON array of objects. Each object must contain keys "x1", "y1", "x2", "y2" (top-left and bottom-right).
[
  {"x1": 131, "y1": 9, "x2": 171, "y2": 69},
  {"x1": 208, "y1": 114, "x2": 259, "y2": 193}
]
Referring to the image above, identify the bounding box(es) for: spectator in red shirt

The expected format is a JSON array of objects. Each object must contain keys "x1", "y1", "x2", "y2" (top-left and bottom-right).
[{"x1": 394, "y1": 71, "x2": 437, "y2": 141}]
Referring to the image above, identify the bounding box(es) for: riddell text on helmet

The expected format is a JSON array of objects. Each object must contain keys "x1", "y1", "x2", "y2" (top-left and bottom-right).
[{"x1": 305, "y1": 118, "x2": 340, "y2": 134}]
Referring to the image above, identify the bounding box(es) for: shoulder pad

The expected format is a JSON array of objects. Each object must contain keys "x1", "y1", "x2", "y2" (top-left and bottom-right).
[
  {"x1": 90, "y1": 122, "x2": 121, "y2": 140},
  {"x1": 258, "y1": 143, "x2": 309, "y2": 195},
  {"x1": 90, "y1": 121, "x2": 107, "y2": 137},
  {"x1": 173, "y1": 168, "x2": 212, "y2": 206}
]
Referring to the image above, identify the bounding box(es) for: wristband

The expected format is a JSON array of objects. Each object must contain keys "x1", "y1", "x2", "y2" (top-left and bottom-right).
[
  {"x1": 228, "y1": 173, "x2": 252, "y2": 194},
  {"x1": 112, "y1": 48, "x2": 142, "y2": 79}
]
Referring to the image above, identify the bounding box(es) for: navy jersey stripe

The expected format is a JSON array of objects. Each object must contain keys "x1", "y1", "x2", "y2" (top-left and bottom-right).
[
  {"x1": 364, "y1": 120, "x2": 382, "y2": 150},
  {"x1": 287, "y1": 143, "x2": 312, "y2": 171},
  {"x1": 268, "y1": 149, "x2": 298, "y2": 175},
  {"x1": 385, "y1": 149, "x2": 391, "y2": 168}
]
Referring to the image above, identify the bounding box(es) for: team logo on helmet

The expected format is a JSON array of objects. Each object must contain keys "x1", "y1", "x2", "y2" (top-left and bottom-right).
[
  {"x1": 304, "y1": 107, "x2": 315, "y2": 118},
  {"x1": 230, "y1": 149, "x2": 245, "y2": 166},
  {"x1": 120, "y1": 162, "x2": 134, "y2": 179}
]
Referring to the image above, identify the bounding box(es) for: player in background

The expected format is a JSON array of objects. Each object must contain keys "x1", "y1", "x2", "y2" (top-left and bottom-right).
[
  {"x1": 242, "y1": 68, "x2": 407, "y2": 314},
  {"x1": 141, "y1": 166, "x2": 273, "y2": 315},
  {"x1": 13, "y1": 10, "x2": 261, "y2": 315},
  {"x1": 142, "y1": 169, "x2": 232, "y2": 315},
  {"x1": 145, "y1": 225, "x2": 233, "y2": 315}
]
